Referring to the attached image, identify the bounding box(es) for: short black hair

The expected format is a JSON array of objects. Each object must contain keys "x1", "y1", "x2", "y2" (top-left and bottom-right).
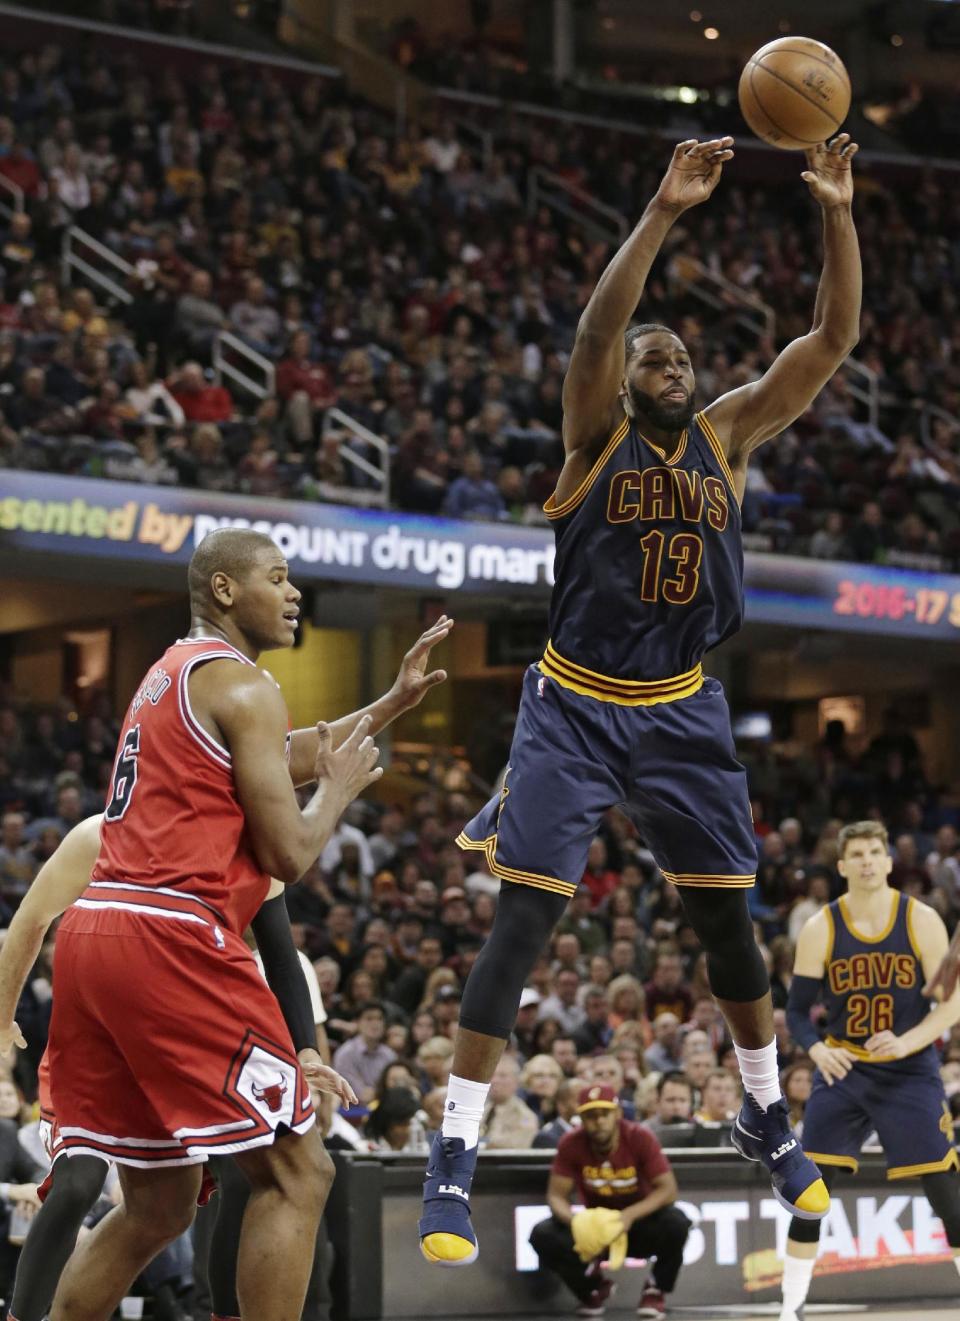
[
  {"x1": 657, "y1": 1071, "x2": 693, "y2": 1097},
  {"x1": 356, "y1": 1000, "x2": 386, "y2": 1018},
  {"x1": 624, "y1": 323, "x2": 681, "y2": 360},
  {"x1": 187, "y1": 527, "x2": 280, "y2": 608}
]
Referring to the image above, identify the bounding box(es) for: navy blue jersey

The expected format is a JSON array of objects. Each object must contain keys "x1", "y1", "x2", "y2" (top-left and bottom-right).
[
  {"x1": 544, "y1": 410, "x2": 742, "y2": 688},
  {"x1": 822, "y1": 891, "x2": 935, "y2": 1067}
]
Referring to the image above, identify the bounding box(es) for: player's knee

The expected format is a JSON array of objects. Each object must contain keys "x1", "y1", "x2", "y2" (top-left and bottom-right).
[
  {"x1": 272, "y1": 1128, "x2": 333, "y2": 1218},
  {"x1": 529, "y1": 1218, "x2": 552, "y2": 1254},
  {"x1": 131, "y1": 1190, "x2": 196, "y2": 1244},
  {"x1": 51, "y1": 1158, "x2": 108, "y2": 1219},
  {"x1": 788, "y1": 1217, "x2": 823, "y2": 1245},
  {"x1": 921, "y1": 1171, "x2": 960, "y2": 1246}
]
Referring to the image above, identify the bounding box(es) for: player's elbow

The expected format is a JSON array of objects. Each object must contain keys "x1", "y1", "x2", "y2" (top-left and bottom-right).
[
  {"x1": 818, "y1": 326, "x2": 859, "y2": 358},
  {"x1": 252, "y1": 837, "x2": 304, "y2": 885}
]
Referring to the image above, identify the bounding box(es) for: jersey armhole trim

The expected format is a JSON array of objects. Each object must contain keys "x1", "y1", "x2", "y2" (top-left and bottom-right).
[
  {"x1": 822, "y1": 903, "x2": 836, "y2": 966},
  {"x1": 178, "y1": 650, "x2": 242, "y2": 770},
  {"x1": 696, "y1": 410, "x2": 741, "y2": 507},
  {"x1": 543, "y1": 416, "x2": 629, "y2": 520},
  {"x1": 905, "y1": 896, "x2": 923, "y2": 963}
]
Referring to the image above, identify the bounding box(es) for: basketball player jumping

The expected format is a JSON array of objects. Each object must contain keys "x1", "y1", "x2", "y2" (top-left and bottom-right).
[
  {"x1": 30, "y1": 528, "x2": 451, "y2": 1321},
  {"x1": 781, "y1": 820, "x2": 960, "y2": 1321},
  {"x1": 421, "y1": 133, "x2": 862, "y2": 1265}
]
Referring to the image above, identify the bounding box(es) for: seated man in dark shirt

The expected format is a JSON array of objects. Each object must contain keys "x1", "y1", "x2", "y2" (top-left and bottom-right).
[{"x1": 530, "y1": 1085, "x2": 690, "y2": 1320}]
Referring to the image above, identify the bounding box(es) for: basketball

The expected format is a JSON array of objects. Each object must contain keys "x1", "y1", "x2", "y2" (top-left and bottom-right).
[{"x1": 738, "y1": 36, "x2": 851, "y2": 150}]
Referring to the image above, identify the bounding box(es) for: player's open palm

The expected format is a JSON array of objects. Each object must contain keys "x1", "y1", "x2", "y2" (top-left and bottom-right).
[
  {"x1": 313, "y1": 716, "x2": 383, "y2": 805},
  {"x1": 656, "y1": 138, "x2": 734, "y2": 212},
  {"x1": 801, "y1": 133, "x2": 857, "y2": 208},
  {"x1": 809, "y1": 1039, "x2": 856, "y2": 1085}
]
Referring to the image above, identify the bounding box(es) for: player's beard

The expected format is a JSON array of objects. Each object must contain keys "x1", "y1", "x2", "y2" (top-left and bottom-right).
[{"x1": 627, "y1": 385, "x2": 696, "y2": 434}]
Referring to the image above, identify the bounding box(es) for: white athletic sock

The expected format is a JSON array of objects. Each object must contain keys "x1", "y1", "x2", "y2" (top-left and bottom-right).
[
  {"x1": 779, "y1": 1251, "x2": 816, "y2": 1320},
  {"x1": 734, "y1": 1039, "x2": 782, "y2": 1111},
  {"x1": 441, "y1": 1073, "x2": 490, "y2": 1149}
]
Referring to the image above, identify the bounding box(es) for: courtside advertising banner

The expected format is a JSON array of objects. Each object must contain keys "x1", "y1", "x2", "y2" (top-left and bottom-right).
[{"x1": 4, "y1": 472, "x2": 960, "y2": 636}]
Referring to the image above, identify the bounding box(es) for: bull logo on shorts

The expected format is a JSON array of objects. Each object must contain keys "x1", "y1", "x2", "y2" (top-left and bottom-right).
[{"x1": 252, "y1": 1074, "x2": 288, "y2": 1113}]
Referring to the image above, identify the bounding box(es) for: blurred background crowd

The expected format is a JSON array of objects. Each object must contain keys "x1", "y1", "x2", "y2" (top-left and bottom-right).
[{"x1": 0, "y1": 37, "x2": 956, "y2": 565}]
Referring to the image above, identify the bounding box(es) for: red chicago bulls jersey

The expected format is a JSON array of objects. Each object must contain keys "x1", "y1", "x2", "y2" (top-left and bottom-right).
[{"x1": 86, "y1": 636, "x2": 273, "y2": 935}]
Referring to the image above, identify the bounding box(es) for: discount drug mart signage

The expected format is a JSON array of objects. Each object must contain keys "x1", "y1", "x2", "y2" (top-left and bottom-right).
[{"x1": 3, "y1": 472, "x2": 960, "y2": 636}]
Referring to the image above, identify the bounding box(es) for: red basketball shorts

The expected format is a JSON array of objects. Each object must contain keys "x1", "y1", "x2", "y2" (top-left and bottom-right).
[{"x1": 47, "y1": 887, "x2": 314, "y2": 1168}]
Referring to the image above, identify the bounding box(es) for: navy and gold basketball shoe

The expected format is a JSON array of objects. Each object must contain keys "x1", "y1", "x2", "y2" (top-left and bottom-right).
[{"x1": 733, "y1": 1094, "x2": 830, "y2": 1219}]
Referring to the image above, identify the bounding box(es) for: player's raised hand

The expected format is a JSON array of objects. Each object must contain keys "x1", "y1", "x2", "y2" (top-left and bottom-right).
[
  {"x1": 655, "y1": 138, "x2": 735, "y2": 213},
  {"x1": 801, "y1": 133, "x2": 857, "y2": 209},
  {"x1": 313, "y1": 716, "x2": 383, "y2": 803},
  {"x1": 809, "y1": 1039, "x2": 856, "y2": 1086},
  {"x1": 298, "y1": 1049, "x2": 358, "y2": 1108},
  {"x1": 0, "y1": 1021, "x2": 27, "y2": 1056},
  {"x1": 390, "y1": 616, "x2": 454, "y2": 712}
]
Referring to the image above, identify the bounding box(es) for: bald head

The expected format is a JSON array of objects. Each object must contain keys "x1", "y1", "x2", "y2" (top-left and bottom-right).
[{"x1": 188, "y1": 528, "x2": 281, "y2": 609}]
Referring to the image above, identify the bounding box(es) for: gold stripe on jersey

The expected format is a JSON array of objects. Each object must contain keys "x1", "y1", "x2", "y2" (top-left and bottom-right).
[
  {"x1": 455, "y1": 831, "x2": 578, "y2": 897},
  {"x1": 696, "y1": 411, "x2": 740, "y2": 503},
  {"x1": 543, "y1": 417, "x2": 630, "y2": 520},
  {"x1": 906, "y1": 895, "x2": 922, "y2": 961},
  {"x1": 838, "y1": 892, "x2": 898, "y2": 944},
  {"x1": 539, "y1": 642, "x2": 703, "y2": 706},
  {"x1": 640, "y1": 427, "x2": 688, "y2": 466},
  {"x1": 660, "y1": 868, "x2": 756, "y2": 889}
]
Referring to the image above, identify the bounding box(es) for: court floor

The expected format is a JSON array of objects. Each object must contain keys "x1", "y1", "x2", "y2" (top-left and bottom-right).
[{"x1": 457, "y1": 1309, "x2": 956, "y2": 1321}]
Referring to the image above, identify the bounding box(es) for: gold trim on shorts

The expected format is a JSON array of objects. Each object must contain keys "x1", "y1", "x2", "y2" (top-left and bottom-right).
[{"x1": 539, "y1": 641, "x2": 703, "y2": 707}]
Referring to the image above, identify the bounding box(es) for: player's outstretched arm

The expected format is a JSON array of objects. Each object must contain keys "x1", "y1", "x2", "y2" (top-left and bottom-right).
[
  {"x1": 207, "y1": 664, "x2": 382, "y2": 882},
  {"x1": 287, "y1": 616, "x2": 454, "y2": 787},
  {"x1": 789, "y1": 908, "x2": 856, "y2": 1085},
  {"x1": 704, "y1": 135, "x2": 861, "y2": 483},
  {"x1": 924, "y1": 922, "x2": 960, "y2": 1002},
  {"x1": 867, "y1": 902, "x2": 960, "y2": 1059},
  {"x1": 561, "y1": 137, "x2": 734, "y2": 459},
  {"x1": 0, "y1": 814, "x2": 102, "y2": 1052}
]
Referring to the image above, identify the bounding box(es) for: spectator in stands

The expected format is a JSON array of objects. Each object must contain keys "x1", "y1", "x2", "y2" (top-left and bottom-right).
[
  {"x1": 441, "y1": 449, "x2": 504, "y2": 520},
  {"x1": 175, "y1": 269, "x2": 225, "y2": 355},
  {"x1": 645, "y1": 1013, "x2": 684, "y2": 1075},
  {"x1": 229, "y1": 274, "x2": 282, "y2": 357},
  {"x1": 645, "y1": 948, "x2": 694, "y2": 1023},
  {"x1": 580, "y1": 837, "x2": 620, "y2": 910},
  {"x1": 693, "y1": 1069, "x2": 738, "y2": 1128},
  {"x1": 571, "y1": 986, "x2": 613, "y2": 1058},
  {"x1": 481, "y1": 1054, "x2": 537, "y2": 1149},
  {"x1": 782, "y1": 1062, "x2": 813, "y2": 1132},
  {"x1": 645, "y1": 1072, "x2": 694, "y2": 1143},
  {"x1": 332, "y1": 1001, "x2": 396, "y2": 1105},
  {"x1": 520, "y1": 1054, "x2": 564, "y2": 1122},
  {"x1": 539, "y1": 968, "x2": 585, "y2": 1035},
  {"x1": 533, "y1": 1078, "x2": 581, "y2": 1149},
  {"x1": 551, "y1": 1035, "x2": 579, "y2": 1078},
  {"x1": 0, "y1": 811, "x2": 34, "y2": 899},
  {"x1": 169, "y1": 361, "x2": 232, "y2": 424},
  {"x1": 123, "y1": 359, "x2": 185, "y2": 427},
  {"x1": 416, "y1": 1035, "x2": 454, "y2": 1096},
  {"x1": 365, "y1": 1087, "x2": 428, "y2": 1153},
  {"x1": 276, "y1": 329, "x2": 337, "y2": 447}
]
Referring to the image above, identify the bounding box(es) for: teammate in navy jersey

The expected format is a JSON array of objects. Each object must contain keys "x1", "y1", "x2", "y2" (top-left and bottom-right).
[
  {"x1": 421, "y1": 133, "x2": 863, "y2": 1265},
  {"x1": 781, "y1": 820, "x2": 960, "y2": 1321}
]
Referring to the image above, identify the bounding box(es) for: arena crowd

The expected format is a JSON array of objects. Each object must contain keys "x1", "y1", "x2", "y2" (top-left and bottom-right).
[{"x1": 0, "y1": 40, "x2": 955, "y2": 567}]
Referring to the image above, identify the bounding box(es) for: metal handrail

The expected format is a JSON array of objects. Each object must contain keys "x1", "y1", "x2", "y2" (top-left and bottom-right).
[
  {"x1": 61, "y1": 225, "x2": 133, "y2": 305},
  {"x1": 212, "y1": 331, "x2": 275, "y2": 400},
  {"x1": 528, "y1": 166, "x2": 628, "y2": 245},
  {"x1": 667, "y1": 255, "x2": 775, "y2": 340},
  {"x1": 322, "y1": 407, "x2": 390, "y2": 508},
  {"x1": 0, "y1": 171, "x2": 23, "y2": 221},
  {"x1": 453, "y1": 117, "x2": 493, "y2": 172},
  {"x1": 841, "y1": 356, "x2": 879, "y2": 431},
  {"x1": 920, "y1": 402, "x2": 960, "y2": 448}
]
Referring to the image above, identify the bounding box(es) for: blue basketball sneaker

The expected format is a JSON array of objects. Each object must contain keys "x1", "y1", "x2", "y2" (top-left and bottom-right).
[
  {"x1": 732, "y1": 1094, "x2": 829, "y2": 1220},
  {"x1": 419, "y1": 1131, "x2": 479, "y2": 1266}
]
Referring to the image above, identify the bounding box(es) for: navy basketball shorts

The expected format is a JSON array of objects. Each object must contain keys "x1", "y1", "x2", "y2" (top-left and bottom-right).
[
  {"x1": 457, "y1": 661, "x2": 757, "y2": 899},
  {"x1": 803, "y1": 1052, "x2": 958, "y2": 1180}
]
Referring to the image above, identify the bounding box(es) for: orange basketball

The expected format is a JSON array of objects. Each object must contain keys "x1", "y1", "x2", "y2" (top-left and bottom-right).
[{"x1": 738, "y1": 36, "x2": 851, "y2": 151}]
